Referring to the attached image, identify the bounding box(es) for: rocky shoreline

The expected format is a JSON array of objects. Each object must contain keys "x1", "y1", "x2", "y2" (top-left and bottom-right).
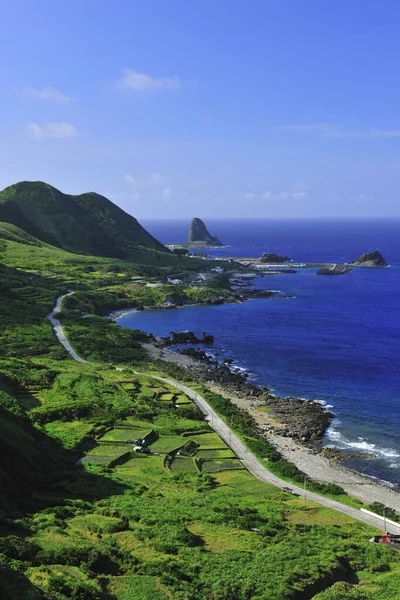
[
  {"x1": 148, "y1": 337, "x2": 333, "y2": 442},
  {"x1": 143, "y1": 339, "x2": 400, "y2": 510}
]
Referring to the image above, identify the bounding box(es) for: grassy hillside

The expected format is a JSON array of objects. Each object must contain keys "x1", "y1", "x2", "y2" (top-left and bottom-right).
[
  {"x1": 0, "y1": 181, "x2": 167, "y2": 258},
  {"x1": 0, "y1": 227, "x2": 399, "y2": 599}
]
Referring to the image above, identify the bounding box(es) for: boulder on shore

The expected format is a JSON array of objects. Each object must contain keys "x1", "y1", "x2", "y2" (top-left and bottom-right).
[
  {"x1": 349, "y1": 250, "x2": 387, "y2": 267},
  {"x1": 316, "y1": 264, "x2": 352, "y2": 276},
  {"x1": 260, "y1": 253, "x2": 290, "y2": 263},
  {"x1": 188, "y1": 218, "x2": 223, "y2": 246}
]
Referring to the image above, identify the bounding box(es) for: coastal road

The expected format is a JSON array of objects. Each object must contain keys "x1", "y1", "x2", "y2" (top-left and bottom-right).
[
  {"x1": 141, "y1": 373, "x2": 400, "y2": 535},
  {"x1": 47, "y1": 292, "x2": 90, "y2": 364},
  {"x1": 48, "y1": 294, "x2": 400, "y2": 535}
]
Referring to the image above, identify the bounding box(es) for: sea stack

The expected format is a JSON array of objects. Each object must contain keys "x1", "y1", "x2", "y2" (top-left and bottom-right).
[
  {"x1": 349, "y1": 250, "x2": 387, "y2": 267},
  {"x1": 188, "y1": 217, "x2": 223, "y2": 247}
]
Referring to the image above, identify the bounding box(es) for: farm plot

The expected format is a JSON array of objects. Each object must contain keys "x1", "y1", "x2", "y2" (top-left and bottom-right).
[
  {"x1": 86, "y1": 444, "x2": 130, "y2": 456},
  {"x1": 175, "y1": 393, "x2": 192, "y2": 405},
  {"x1": 200, "y1": 459, "x2": 244, "y2": 473},
  {"x1": 169, "y1": 457, "x2": 199, "y2": 474},
  {"x1": 158, "y1": 392, "x2": 176, "y2": 402},
  {"x1": 115, "y1": 456, "x2": 165, "y2": 484},
  {"x1": 80, "y1": 455, "x2": 111, "y2": 465},
  {"x1": 81, "y1": 444, "x2": 131, "y2": 465},
  {"x1": 99, "y1": 428, "x2": 151, "y2": 442},
  {"x1": 120, "y1": 382, "x2": 140, "y2": 391},
  {"x1": 190, "y1": 433, "x2": 229, "y2": 449},
  {"x1": 196, "y1": 448, "x2": 236, "y2": 459},
  {"x1": 149, "y1": 436, "x2": 186, "y2": 453}
]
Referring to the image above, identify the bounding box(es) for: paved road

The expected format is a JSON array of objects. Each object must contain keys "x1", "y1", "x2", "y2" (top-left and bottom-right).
[
  {"x1": 48, "y1": 294, "x2": 400, "y2": 534},
  {"x1": 47, "y1": 292, "x2": 90, "y2": 364},
  {"x1": 141, "y1": 373, "x2": 400, "y2": 535}
]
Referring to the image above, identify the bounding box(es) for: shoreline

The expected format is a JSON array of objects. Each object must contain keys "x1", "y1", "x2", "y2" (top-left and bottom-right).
[
  {"x1": 108, "y1": 290, "x2": 288, "y2": 322},
  {"x1": 143, "y1": 341, "x2": 400, "y2": 511}
]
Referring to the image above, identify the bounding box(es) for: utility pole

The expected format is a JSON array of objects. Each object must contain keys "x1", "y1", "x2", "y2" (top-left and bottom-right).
[
  {"x1": 383, "y1": 507, "x2": 387, "y2": 532},
  {"x1": 304, "y1": 475, "x2": 307, "y2": 501}
]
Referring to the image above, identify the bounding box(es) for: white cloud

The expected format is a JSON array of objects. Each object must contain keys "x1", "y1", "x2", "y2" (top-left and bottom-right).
[
  {"x1": 244, "y1": 192, "x2": 256, "y2": 201},
  {"x1": 23, "y1": 87, "x2": 70, "y2": 102},
  {"x1": 125, "y1": 174, "x2": 140, "y2": 186},
  {"x1": 125, "y1": 172, "x2": 166, "y2": 186},
  {"x1": 161, "y1": 188, "x2": 172, "y2": 200},
  {"x1": 148, "y1": 173, "x2": 166, "y2": 184},
  {"x1": 244, "y1": 189, "x2": 308, "y2": 202},
  {"x1": 279, "y1": 123, "x2": 400, "y2": 139},
  {"x1": 115, "y1": 69, "x2": 181, "y2": 92},
  {"x1": 26, "y1": 122, "x2": 78, "y2": 140}
]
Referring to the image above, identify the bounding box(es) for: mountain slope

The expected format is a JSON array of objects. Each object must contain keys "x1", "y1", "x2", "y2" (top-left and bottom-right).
[{"x1": 0, "y1": 181, "x2": 167, "y2": 259}]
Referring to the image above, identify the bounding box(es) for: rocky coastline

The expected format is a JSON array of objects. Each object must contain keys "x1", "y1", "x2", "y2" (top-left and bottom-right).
[
  {"x1": 142, "y1": 338, "x2": 400, "y2": 510},
  {"x1": 152, "y1": 336, "x2": 333, "y2": 442}
]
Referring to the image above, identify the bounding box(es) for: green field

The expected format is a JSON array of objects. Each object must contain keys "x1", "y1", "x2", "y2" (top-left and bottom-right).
[
  {"x1": 196, "y1": 448, "x2": 236, "y2": 459},
  {"x1": 190, "y1": 432, "x2": 230, "y2": 449},
  {"x1": 169, "y1": 457, "x2": 199, "y2": 473},
  {"x1": 0, "y1": 189, "x2": 399, "y2": 600},
  {"x1": 201, "y1": 459, "x2": 244, "y2": 473},
  {"x1": 108, "y1": 576, "x2": 170, "y2": 600},
  {"x1": 148, "y1": 436, "x2": 187, "y2": 453}
]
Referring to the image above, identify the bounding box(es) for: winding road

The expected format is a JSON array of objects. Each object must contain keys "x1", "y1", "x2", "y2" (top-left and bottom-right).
[
  {"x1": 47, "y1": 292, "x2": 90, "y2": 364},
  {"x1": 48, "y1": 293, "x2": 400, "y2": 535}
]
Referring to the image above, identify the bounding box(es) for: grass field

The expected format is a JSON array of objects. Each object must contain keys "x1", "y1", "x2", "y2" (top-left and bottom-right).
[{"x1": 44, "y1": 420, "x2": 94, "y2": 449}]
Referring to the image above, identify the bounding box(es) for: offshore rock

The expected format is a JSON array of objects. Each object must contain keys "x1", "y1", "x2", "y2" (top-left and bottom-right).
[
  {"x1": 188, "y1": 217, "x2": 223, "y2": 246},
  {"x1": 163, "y1": 331, "x2": 214, "y2": 346},
  {"x1": 349, "y1": 250, "x2": 388, "y2": 267},
  {"x1": 260, "y1": 253, "x2": 290, "y2": 263},
  {"x1": 316, "y1": 264, "x2": 352, "y2": 275}
]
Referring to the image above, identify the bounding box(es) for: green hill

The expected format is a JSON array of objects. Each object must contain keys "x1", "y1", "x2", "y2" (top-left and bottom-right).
[
  {"x1": 0, "y1": 222, "x2": 49, "y2": 247},
  {"x1": 0, "y1": 181, "x2": 167, "y2": 259}
]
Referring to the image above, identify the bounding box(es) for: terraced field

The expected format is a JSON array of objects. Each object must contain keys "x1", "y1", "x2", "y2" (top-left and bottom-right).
[{"x1": 99, "y1": 427, "x2": 152, "y2": 442}]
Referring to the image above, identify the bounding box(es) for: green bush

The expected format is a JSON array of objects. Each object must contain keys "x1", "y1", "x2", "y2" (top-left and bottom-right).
[{"x1": 47, "y1": 571, "x2": 104, "y2": 600}]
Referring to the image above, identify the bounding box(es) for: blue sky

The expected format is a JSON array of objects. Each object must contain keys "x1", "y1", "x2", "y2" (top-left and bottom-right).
[{"x1": 2, "y1": 0, "x2": 400, "y2": 218}]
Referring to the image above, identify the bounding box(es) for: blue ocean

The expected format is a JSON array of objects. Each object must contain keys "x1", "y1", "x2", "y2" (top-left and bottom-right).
[{"x1": 119, "y1": 219, "x2": 400, "y2": 486}]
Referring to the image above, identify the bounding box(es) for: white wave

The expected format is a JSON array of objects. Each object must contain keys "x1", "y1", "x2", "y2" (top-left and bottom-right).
[
  {"x1": 232, "y1": 365, "x2": 248, "y2": 373},
  {"x1": 326, "y1": 427, "x2": 400, "y2": 460}
]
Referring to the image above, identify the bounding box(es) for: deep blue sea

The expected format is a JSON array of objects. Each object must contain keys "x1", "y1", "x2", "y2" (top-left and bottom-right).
[{"x1": 119, "y1": 219, "x2": 400, "y2": 486}]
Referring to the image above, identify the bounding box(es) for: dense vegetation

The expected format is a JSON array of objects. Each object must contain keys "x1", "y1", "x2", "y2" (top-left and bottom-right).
[
  {"x1": 0, "y1": 206, "x2": 399, "y2": 599},
  {"x1": 0, "y1": 181, "x2": 167, "y2": 258}
]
